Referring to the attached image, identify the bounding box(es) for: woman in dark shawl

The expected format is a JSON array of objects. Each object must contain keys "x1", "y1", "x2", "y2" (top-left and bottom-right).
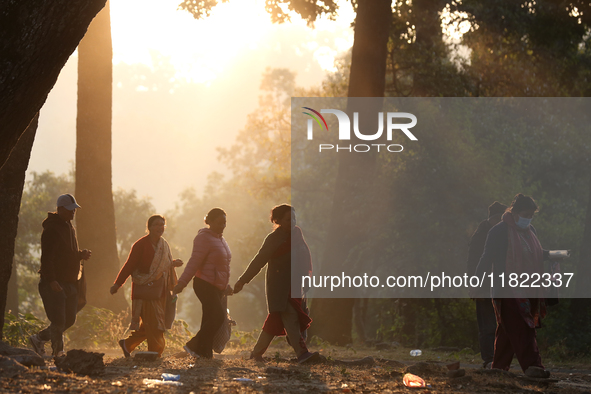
[
  {"x1": 233, "y1": 204, "x2": 318, "y2": 364},
  {"x1": 476, "y1": 194, "x2": 566, "y2": 378}
]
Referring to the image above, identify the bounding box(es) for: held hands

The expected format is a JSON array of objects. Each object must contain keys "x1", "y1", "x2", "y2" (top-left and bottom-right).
[
  {"x1": 172, "y1": 259, "x2": 183, "y2": 267},
  {"x1": 173, "y1": 283, "x2": 186, "y2": 295},
  {"x1": 49, "y1": 281, "x2": 63, "y2": 292},
  {"x1": 224, "y1": 285, "x2": 233, "y2": 296},
  {"x1": 110, "y1": 284, "x2": 121, "y2": 295},
  {"x1": 233, "y1": 280, "x2": 245, "y2": 294},
  {"x1": 80, "y1": 249, "x2": 92, "y2": 260}
]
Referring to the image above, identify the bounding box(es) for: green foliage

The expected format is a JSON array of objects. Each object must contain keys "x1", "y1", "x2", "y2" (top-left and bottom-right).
[
  {"x1": 178, "y1": 0, "x2": 338, "y2": 24},
  {"x1": 455, "y1": 0, "x2": 591, "y2": 96},
  {"x1": 372, "y1": 299, "x2": 479, "y2": 350},
  {"x1": 2, "y1": 307, "x2": 192, "y2": 352},
  {"x1": 2, "y1": 311, "x2": 46, "y2": 347},
  {"x1": 65, "y1": 305, "x2": 192, "y2": 350},
  {"x1": 231, "y1": 330, "x2": 257, "y2": 346},
  {"x1": 386, "y1": 0, "x2": 470, "y2": 97},
  {"x1": 538, "y1": 299, "x2": 591, "y2": 359},
  {"x1": 65, "y1": 306, "x2": 130, "y2": 349},
  {"x1": 309, "y1": 335, "x2": 331, "y2": 349},
  {"x1": 165, "y1": 319, "x2": 193, "y2": 349},
  {"x1": 178, "y1": 0, "x2": 227, "y2": 20},
  {"x1": 216, "y1": 67, "x2": 293, "y2": 199}
]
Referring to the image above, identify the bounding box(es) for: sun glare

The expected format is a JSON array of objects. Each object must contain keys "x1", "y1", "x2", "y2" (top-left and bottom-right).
[
  {"x1": 110, "y1": 0, "x2": 354, "y2": 82},
  {"x1": 111, "y1": 0, "x2": 275, "y2": 83},
  {"x1": 440, "y1": 4, "x2": 475, "y2": 42}
]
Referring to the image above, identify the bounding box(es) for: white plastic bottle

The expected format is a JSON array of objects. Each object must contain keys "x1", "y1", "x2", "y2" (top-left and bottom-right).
[{"x1": 410, "y1": 349, "x2": 422, "y2": 356}]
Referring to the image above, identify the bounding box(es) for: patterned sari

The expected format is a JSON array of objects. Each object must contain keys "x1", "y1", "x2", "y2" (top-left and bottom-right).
[{"x1": 130, "y1": 238, "x2": 177, "y2": 331}]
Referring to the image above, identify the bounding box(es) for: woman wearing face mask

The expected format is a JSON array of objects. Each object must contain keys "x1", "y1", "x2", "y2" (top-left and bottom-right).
[{"x1": 475, "y1": 194, "x2": 565, "y2": 378}]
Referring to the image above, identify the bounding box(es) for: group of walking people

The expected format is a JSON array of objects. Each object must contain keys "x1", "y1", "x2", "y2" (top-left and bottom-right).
[
  {"x1": 469, "y1": 193, "x2": 568, "y2": 379},
  {"x1": 29, "y1": 191, "x2": 565, "y2": 376},
  {"x1": 30, "y1": 194, "x2": 318, "y2": 364}
]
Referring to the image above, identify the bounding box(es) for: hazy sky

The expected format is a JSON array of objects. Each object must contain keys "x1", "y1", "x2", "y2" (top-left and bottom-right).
[{"x1": 29, "y1": 0, "x2": 355, "y2": 211}]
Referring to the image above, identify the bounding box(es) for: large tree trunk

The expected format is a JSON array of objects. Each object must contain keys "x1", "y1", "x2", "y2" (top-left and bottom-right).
[
  {"x1": 0, "y1": 0, "x2": 107, "y2": 170},
  {"x1": 309, "y1": 0, "x2": 392, "y2": 345},
  {"x1": 75, "y1": 1, "x2": 126, "y2": 312},
  {"x1": 0, "y1": 114, "x2": 38, "y2": 340}
]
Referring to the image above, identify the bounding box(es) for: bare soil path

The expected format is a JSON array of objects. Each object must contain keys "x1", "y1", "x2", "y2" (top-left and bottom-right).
[{"x1": 2, "y1": 345, "x2": 591, "y2": 393}]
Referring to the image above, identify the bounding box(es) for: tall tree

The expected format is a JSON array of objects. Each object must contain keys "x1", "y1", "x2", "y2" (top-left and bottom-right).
[
  {"x1": 0, "y1": 0, "x2": 107, "y2": 170},
  {"x1": 75, "y1": 1, "x2": 127, "y2": 312},
  {"x1": 310, "y1": 0, "x2": 393, "y2": 345},
  {"x1": 0, "y1": 0, "x2": 107, "y2": 341},
  {"x1": 217, "y1": 68, "x2": 293, "y2": 199},
  {"x1": 456, "y1": 0, "x2": 591, "y2": 96},
  {"x1": 385, "y1": 0, "x2": 468, "y2": 97},
  {"x1": 0, "y1": 115, "x2": 38, "y2": 340}
]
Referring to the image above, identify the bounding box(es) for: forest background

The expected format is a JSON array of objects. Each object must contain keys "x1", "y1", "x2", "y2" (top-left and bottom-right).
[{"x1": 3, "y1": 0, "x2": 591, "y2": 363}]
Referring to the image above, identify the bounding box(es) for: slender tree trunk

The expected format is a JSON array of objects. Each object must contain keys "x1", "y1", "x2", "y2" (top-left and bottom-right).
[
  {"x1": 0, "y1": 0, "x2": 107, "y2": 170},
  {"x1": 412, "y1": 0, "x2": 445, "y2": 97},
  {"x1": 566, "y1": 168, "x2": 591, "y2": 349},
  {"x1": 75, "y1": 1, "x2": 127, "y2": 312},
  {"x1": 576, "y1": 169, "x2": 591, "y2": 297},
  {"x1": 309, "y1": 0, "x2": 392, "y2": 345},
  {"x1": 6, "y1": 262, "x2": 19, "y2": 316},
  {"x1": 353, "y1": 298, "x2": 368, "y2": 343},
  {"x1": 0, "y1": 114, "x2": 38, "y2": 340}
]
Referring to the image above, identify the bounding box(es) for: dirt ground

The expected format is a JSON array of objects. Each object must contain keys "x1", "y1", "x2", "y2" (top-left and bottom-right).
[{"x1": 3, "y1": 343, "x2": 591, "y2": 393}]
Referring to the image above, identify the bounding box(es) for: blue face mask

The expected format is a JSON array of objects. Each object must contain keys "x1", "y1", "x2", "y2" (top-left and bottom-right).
[{"x1": 516, "y1": 216, "x2": 532, "y2": 229}]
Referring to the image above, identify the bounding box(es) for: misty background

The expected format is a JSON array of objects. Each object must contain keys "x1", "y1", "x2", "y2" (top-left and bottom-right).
[{"x1": 31, "y1": 0, "x2": 354, "y2": 211}]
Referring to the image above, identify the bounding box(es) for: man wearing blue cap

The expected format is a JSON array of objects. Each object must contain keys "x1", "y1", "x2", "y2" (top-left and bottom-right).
[{"x1": 29, "y1": 194, "x2": 92, "y2": 357}]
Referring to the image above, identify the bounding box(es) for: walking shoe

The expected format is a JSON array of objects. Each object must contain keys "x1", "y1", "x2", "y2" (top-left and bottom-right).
[
  {"x1": 183, "y1": 345, "x2": 200, "y2": 358},
  {"x1": 29, "y1": 334, "x2": 46, "y2": 356},
  {"x1": 525, "y1": 366, "x2": 551, "y2": 379},
  {"x1": 249, "y1": 353, "x2": 265, "y2": 363},
  {"x1": 297, "y1": 351, "x2": 320, "y2": 364},
  {"x1": 118, "y1": 339, "x2": 131, "y2": 358}
]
